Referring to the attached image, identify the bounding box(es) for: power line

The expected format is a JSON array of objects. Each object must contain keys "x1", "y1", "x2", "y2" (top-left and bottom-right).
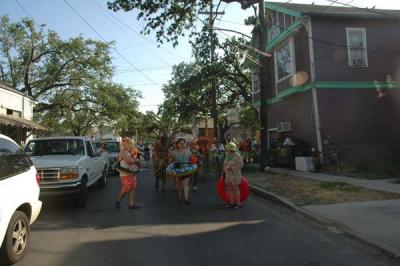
[
  {"x1": 90, "y1": 0, "x2": 194, "y2": 64},
  {"x1": 14, "y1": 0, "x2": 33, "y2": 20},
  {"x1": 120, "y1": 82, "x2": 164, "y2": 86},
  {"x1": 116, "y1": 64, "x2": 174, "y2": 71},
  {"x1": 63, "y1": 0, "x2": 159, "y2": 86},
  {"x1": 88, "y1": 0, "x2": 174, "y2": 67},
  {"x1": 116, "y1": 66, "x2": 172, "y2": 73},
  {"x1": 194, "y1": 14, "x2": 264, "y2": 63},
  {"x1": 320, "y1": 0, "x2": 339, "y2": 14},
  {"x1": 326, "y1": 0, "x2": 400, "y2": 19},
  {"x1": 216, "y1": 18, "x2": 247, "y2": 26}
]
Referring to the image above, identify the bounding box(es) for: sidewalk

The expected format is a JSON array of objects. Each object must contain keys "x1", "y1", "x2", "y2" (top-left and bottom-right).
[
  {"x1": 268, "y1": 167, "x2": 400, "y2": 193},
  {"x1": 247, "y1": 168, "x2": 400, "y2": 258}
]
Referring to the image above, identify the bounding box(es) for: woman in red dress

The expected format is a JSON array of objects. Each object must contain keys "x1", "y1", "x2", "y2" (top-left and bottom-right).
[{"x1": 116, "y1": 137, "x2": 142, "y2": 209}]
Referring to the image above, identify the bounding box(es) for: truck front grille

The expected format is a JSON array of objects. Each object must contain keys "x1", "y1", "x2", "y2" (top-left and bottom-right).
[{"x1": 37, "y1": 168, "x2": 60, "y2": 182}]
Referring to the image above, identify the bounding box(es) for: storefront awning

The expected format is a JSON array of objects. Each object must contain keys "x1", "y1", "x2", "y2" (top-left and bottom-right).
[{"x1": 0, "y1": 115, "x2": 47, "y2": 131}]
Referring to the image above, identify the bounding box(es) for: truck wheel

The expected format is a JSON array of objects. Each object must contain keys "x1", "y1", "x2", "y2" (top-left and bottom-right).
[
  {"x1": 74, "y1": 179, "x2": 88, "y2": 208},
  {"x1": 98, "y1": 167, "x2": 107, "y2": 188},
  {"x1": 0, "y1": 211, "x2": 30, "y2": 265}
]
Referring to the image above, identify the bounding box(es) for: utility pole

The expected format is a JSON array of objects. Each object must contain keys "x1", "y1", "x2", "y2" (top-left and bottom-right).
[
  {"x1": 258, "y1": 0, "x2": 270, "y2": 171},
  {"x1": 199, "y1": 1, "x2": 224, "y2": 141}
]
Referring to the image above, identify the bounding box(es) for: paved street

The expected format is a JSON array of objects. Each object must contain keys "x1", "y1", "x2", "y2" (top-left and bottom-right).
[{"x1": 17, "y1": 167, "x2": 398, "y2": 266}]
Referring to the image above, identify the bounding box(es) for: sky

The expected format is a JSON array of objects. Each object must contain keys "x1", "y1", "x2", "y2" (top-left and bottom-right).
[{"x1": 1, "y1": 0, "x2": 400, "y2": 113}]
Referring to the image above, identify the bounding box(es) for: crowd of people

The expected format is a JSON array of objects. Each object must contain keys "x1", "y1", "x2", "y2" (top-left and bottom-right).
[{"x1": 114, "y1": 135, "x2": 256, "y2": 210}]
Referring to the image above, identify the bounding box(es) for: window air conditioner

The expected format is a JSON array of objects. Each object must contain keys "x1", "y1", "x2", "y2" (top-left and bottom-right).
[
  {"x1": 277, "y1": 121, "x2": 292, "y2": 132},
  {"x1": 353, "y1": 58, "x2": 365, "y2": 66}
]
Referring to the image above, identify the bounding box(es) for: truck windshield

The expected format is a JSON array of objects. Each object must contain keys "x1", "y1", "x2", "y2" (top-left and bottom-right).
[
  {"x1": 104, "y1": 142, "x2": 120, "y2": 152},
  {"x1": 94, "y1": 142, "x2": 120, "y2": 153},
  {"x1": 25, "y1": 139, "x2": 85, "y2": 156}
]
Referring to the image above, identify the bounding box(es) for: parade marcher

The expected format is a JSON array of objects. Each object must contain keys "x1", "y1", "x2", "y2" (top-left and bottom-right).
[
  {"x1": 143, "y1": 140, "x2": 151, "y2": 166},
  {"x1": 97, "y1": 142, "x2": 106, "y2": 154},
  {"x1": 210, "y1": 139, "x2": 225, "y2": 174},
  {"x1": 240, "y1": 139, "x2": 251, "y2": 164},
  {"x1": 152, "y1": 135, "x2": 169, "y2": 191},
  {"x1": 224, "y1": 142, "x2": 244, "y2": 208},
  {"x1": 189, "y1": 143, "x2": 202, "y2": 192},
  {"x1": 250, "y1": 137, "x2": 257, "y2": 163},
  {"x1": 116, "y1": 137, "x2": 142, "y2": 209},
  {"x1": 170, "y1": 138, "x2": 192, "y2": 204}
]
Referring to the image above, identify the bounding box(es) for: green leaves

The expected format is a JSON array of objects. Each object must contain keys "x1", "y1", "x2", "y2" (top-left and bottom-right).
[
  {"x1": 0, "y1": 16, "x2": 140, "y2": 136},
  {"x1": 107, "y1": 0, "x2": 203, "y2": 47}
]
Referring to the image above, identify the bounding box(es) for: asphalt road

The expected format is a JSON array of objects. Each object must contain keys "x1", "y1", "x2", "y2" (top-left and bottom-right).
[{"x1": 17, "y1": 165, "x2": 399, "y2": 266}]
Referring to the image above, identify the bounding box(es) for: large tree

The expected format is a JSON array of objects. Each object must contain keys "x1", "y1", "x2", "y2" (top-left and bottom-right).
[
  {"x1": 0, "y1": 16, "x2": 140, "y2": 135},
  {"x1": 0, "y1": 16, "x2": 113, "y2": 101},
  {"x1": 35, "y1": 82, "x2": 141, "y2": 136},
  {"x1": 107, "y1": 0, "x2": 259, "y2": 139},
  {"x1": 107, "y1": 0, "x2": 258, "y2": 47},
  {"x1": 159, "y1": 31, "x2": 256, "y2": 140}
]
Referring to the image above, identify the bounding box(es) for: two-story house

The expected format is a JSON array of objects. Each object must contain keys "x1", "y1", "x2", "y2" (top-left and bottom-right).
[
  {"x1": 0, "y1": 81, "x2": 46, "y2": 145},
  {"x1": 252, "y1": 2, "x2": 400, "y2": 165}
]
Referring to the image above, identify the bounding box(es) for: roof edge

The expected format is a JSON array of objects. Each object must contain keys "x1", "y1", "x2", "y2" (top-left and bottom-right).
[
  {"x1": 0, "y1": 81, "x2": 34, "y2": 100},
  {"x1": 265, "y1": 2, "x2": 302, "y2": 18}
]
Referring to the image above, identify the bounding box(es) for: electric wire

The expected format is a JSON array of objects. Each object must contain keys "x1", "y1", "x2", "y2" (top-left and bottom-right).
[
  {"x1": 88, "y1": 0, "x2": 172, "y2": 67},
  {"x1": 90, "y1": 0, "x2": 194, "y2": 64},
  {"x1": 326, "y1": 0, "x2": 400, "y2": 18},
  {"x1": 63, "y1": 0, "x2": 159, "y2": 86},
  {"x1": 14, "y1": 0, "x2": 34, "y2": 20}
]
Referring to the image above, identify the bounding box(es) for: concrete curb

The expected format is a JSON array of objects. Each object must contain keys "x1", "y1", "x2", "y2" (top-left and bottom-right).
[{"x1": 249, "y1": 183, "x2": 400, "y2": 259}]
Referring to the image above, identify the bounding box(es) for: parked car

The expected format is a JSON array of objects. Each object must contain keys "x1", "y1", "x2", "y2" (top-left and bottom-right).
[
  {"x1": 0, "y1": 134, "x2": 42, "y2": 265},
  {"x1": 24, "y1": 136, "x2": 108, "y2": 208},
  {"x1": 93, "y1": 139, "x2": 120, "y2": 174}
]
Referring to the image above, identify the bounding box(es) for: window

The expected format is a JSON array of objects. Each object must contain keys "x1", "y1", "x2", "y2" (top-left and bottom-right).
[
  {"x1": 251, "y1": 70, "x2": 260, "y2": 95},
  {"x1": 6, "y1": 108, "x2": 22, "y2": 118},
  {"x1": 0, "y1": 138, "x2": 19, "y2": 154},
  {"x1": 346, "y1": 28, "x2": 368, "y2": 67},
  {"x1": 94, "y1": 141, "x2": 120, "y2": 152},
  {"x1": 25, "y1": 139, "x2": 85, "y2": 156},
  {"x1": 86, "y1": 141, "x2": 94, "y2": 157},
  {"x1": 267, "y1": 11, "x2": 281, "y2": 41},
  {"x1": 0, "y1": 138, "x2": 32, "y2": 180},
  {"x1": 275, "y1": 38, "x2": 295, "y2": 82}
]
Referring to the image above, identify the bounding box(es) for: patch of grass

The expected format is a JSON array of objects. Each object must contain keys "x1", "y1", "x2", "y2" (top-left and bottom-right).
[
  {"x1": 243, "y1": 163, "x2": 260, "y2": 174},
  {"x1": 319, "y1": 182, "x2": 362, "y2": 193},
  {"x1": 247, "y1": 172, "x2": 400, "y2": 206},
  {"x1": 328, "y1": 161, "x2": 400, "y2": 180},
  {"x1": 392, "y1": 179, "x2": 400, "y2": 184}
]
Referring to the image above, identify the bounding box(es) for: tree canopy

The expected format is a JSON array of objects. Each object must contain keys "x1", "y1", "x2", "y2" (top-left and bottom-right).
[
  {"x1": 0, "y1": 16, "x2": 141, "y2": 136},
  {"x1": 107, "y1": 0, "x2": 261, "y2": 140},
  {"x1": 107, "y1": 0, "x2": 258, "y2": 47}
]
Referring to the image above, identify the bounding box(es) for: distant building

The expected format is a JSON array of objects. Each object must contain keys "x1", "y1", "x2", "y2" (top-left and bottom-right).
[
  {"x1": 90, "y1": 125, "x2": 121, "y2": 141},
  {"x1": 251, "y1": 2, "x2": 400, "y2": 164},
  {"x1": 0, "y1": 81, "x2": 46, "y2": 145},
  {"x1": 193, "y1": 117, "x2": 215, "y2": 139}
]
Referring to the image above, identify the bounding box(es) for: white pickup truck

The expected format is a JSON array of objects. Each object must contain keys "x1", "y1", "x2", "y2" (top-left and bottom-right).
[{"x1": 25, "y1": 136, "x2": 108, "y2": 208}]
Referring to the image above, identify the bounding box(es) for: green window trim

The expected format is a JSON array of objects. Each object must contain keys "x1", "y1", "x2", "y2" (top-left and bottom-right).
[
  {"x1": 252, "y1": 81, "x2": 400, "y2": 108},
  {"x1": 266, "y1": 19, "x2": 304, "y2": 52}
]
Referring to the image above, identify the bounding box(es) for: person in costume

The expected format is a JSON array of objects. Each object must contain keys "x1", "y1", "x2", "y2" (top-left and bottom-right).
[
  {"x1": 189, "y1": 143, "x2": 202, "y2": 192},
  {"x1": 210, "y1": 139, "x2": 225, "y2": 174},
  {"x1": 152, "y1": 135, "x2": 169, "y2": 191},
  {"x1": 170, "y1": 138, "x2": 192, "y2": 204},
  {"x1": 223, "y1": 142, "x2": 244, "y2": 208},
  {"x1": 116, "y1": 137, "x2": 142, "y2": 209}
]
